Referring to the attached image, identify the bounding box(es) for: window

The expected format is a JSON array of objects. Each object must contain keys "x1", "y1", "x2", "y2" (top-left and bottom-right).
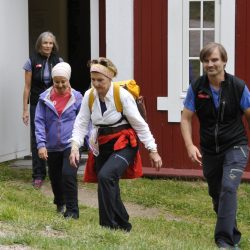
[
  {"x1": 183, "y1": 0, "x2": 219, "y2": 91},
  {"x1": 157, "y1": 0, "x2": 235, "y2": 122}
]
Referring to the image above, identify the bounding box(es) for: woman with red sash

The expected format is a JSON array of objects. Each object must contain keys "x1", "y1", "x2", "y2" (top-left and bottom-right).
[{"x1": 69, "y1": 57, "x2": 162, "y2": 231}]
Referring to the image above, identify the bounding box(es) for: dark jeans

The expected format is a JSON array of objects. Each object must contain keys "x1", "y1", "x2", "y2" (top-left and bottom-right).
[
  {"x1": 202, "y1": 145, "x2": 248, "y2": 247},
  {"x1": 30, "y1": 104, "x2": 46, "y2": 180},
  {"x1": 95, "y1": 140, "x2": 137, "y2": 231},
  {"x1": 47, "y1": 148, "x2": 79, "y2": 215}
]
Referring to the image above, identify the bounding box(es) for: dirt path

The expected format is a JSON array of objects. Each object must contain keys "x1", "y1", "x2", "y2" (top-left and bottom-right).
[
  {"x1": 0, "y1": 182, "x2": 180, "y2": 250},
  {"x1": 0, "y1": 246, "x2": 33, "y2": 250},
  {"x1": 41, "y1": 183, "x2": 180, "y2": 221}
]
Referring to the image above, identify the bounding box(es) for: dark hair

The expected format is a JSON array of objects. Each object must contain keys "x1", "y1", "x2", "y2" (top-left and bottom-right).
[
  {"x1": 200, "y1": 42, "x2": 228, "y2": 63},
  {"x1": 35, "y1": 31, "x2": 59, "y2": 54},
  {"x1": 88, "y1": 57, "x2": 118, "y2": 77}
]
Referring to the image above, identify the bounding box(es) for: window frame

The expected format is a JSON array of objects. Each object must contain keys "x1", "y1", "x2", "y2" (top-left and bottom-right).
[{"x1": 182, "y1": 0, "x2": 220, "y2": 92}]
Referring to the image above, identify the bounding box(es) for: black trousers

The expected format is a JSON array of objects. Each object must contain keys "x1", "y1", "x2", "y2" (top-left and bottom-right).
[
  {"x1": 47, "y1": 148, "x2": 79, "y2": 215},
  {"x1": 95, "y1": 139, "x2": 137, "y2": 231},
  {"x1": 30, "y1": 104, "x2": 46, "y2": 180},
  {"x1": 202, "y1": 145, "x2": 248, "y2": 247}
]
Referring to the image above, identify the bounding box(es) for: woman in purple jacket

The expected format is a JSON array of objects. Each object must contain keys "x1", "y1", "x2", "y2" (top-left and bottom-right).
[{"x1": 35, "y1": 62, "x2": 82, "y2": 219}]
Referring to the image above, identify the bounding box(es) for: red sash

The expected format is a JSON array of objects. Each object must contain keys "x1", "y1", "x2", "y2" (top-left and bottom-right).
[{"x1": 83, "y1": 128, "x2": 143, "y2": 183}]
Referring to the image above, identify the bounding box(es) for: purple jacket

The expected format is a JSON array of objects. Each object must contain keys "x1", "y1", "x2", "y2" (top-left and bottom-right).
[{"x1": 35, "y1": 87, "x2": 83, "y2": 152}]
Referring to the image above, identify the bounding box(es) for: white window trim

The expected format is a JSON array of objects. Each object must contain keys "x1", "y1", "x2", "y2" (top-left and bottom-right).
[
  {"x1": 157, "y1": 0, "x2": 235, "y2": 122},
  {"x1": 106, "y1": 0, "x2": 134, "y2": 81}
]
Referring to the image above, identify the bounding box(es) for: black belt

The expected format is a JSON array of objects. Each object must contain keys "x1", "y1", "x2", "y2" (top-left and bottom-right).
[{"x1": 98, "y1": 124, "x2": 132, "y2": 136}]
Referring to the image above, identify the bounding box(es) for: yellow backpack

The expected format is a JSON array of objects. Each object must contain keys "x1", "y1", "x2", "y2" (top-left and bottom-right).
[{"x1": 88, "y1": 79, "x2": 147, "y2": 120}]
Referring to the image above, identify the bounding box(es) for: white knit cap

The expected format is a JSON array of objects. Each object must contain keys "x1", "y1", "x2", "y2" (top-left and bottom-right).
[{"x1": 52, "y1": 62, "x2": 71, "y2": 80}]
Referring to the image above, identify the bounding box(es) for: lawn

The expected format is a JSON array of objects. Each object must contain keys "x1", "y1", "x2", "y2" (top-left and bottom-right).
[{"x1": 0, "y1": 162, "x2": 249, "y2": 250}]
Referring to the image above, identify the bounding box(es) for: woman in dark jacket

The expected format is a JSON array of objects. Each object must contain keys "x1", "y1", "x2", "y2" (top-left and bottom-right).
[{"x1": 22, "y1": 31, "x2": 63, "y2": 188}]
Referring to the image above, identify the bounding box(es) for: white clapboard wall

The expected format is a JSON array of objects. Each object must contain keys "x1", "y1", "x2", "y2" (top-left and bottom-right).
[{"x1": 0, "y1": 0, "x2": 30, "y2": 162}]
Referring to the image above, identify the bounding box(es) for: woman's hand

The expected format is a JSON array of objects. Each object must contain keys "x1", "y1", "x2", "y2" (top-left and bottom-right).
[
  {"x1": 38, "y1": 147, "x2": 48, "y2": 161},
  {"x1": 149, "y1": 151, "x2": 162, "y2": 171},
  {"x1": 22, "y1": 110, "x2": 29, "y2": 126},
  {"x1": 69, "y1": 150, "x2": 80, "y2": 168}
]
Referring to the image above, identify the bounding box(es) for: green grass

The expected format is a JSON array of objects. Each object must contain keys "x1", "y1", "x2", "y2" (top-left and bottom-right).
[{"x1": 0, "y1": 162, "x2": 249, "y2": 249}]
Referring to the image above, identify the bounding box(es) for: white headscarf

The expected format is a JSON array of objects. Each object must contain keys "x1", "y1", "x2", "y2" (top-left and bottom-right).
[{"x1": 51, "y1": 62, "x2": 71, "y2": 80}]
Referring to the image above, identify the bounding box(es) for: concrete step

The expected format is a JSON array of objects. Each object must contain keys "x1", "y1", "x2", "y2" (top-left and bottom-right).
[{"x1": 9, "y1": 152, "x2": 88, "y2": 175}]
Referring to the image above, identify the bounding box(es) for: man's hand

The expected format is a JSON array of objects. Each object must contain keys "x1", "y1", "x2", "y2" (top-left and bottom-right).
[{"x1": 187, "y1": 144, "x2": 202, "y2": 166}]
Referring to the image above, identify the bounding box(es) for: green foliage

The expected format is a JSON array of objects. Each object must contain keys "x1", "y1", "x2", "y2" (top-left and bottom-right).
[{"x1": 0, "y1": 163, "x2": 249, "y2": 249}]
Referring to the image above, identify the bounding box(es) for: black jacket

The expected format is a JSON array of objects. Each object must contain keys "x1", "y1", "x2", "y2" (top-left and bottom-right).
[
  {"x1": 192, "y1": 72, "x2": 248, "y2": 154},
  {"x1": 29, "y1": 53, "x2": 60, "y2": 105}
]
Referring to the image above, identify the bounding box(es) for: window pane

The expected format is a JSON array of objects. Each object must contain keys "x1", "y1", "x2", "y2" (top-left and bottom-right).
[
  {"x1": 203, "y1": 1, "x2": 215, "y2": 28},
  {"x1": 203, "y1": 30, "x2": 215, "y2": 46},
  {"x1": 189, "y1": 30, "x2": 200, "y2": 57},
  {"x1": 189, "y1": 60, "x2": 200, "y2": 83},
  {"x1": 190, "y1": 1, "x2": 200, "y2": 28}
]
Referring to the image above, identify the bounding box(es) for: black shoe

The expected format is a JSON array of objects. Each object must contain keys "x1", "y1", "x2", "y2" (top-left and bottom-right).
[
  {"x1": 102, "y1": 223, "x2": 132, "y2": 232},
  {"x1": 233, "y1": 244, "x2": 241, "y2": 250},
  {"x1": 64, "y1": 211, "x2": 79, "y2": 219},
  {"x1": 216, "y1": 239, "x2": 234, "y2": 249},
  {"x1": 56, "y1": 205, "x2": 65, "y2": 214},
  {"x1": 119, "y1": 223, "x2": 132, "y2": 232}
]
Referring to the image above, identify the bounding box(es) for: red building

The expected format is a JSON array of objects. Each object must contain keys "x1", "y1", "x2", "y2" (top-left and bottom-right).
[{"x1": 131, "y1": 0, "x2": 250, "y2": 180}]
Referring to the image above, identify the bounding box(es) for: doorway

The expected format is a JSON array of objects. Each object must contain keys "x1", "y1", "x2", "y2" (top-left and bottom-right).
[{"x1": 28, "y1": 0, "x2": 91, "y2": 94}]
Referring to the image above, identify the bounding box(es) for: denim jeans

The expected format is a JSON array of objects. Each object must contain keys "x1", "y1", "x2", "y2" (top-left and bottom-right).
[
  {"x1": 202, "y1": 145, "x2": 248, "y2": 247},
  {"x1": 30, "y1": 104, "x2": 46, "y2": 180}
]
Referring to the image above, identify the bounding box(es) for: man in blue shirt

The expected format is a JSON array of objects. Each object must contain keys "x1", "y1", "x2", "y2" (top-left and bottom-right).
[{"x1": 181, "y1": 42, "x2": 250, "y2": 249}]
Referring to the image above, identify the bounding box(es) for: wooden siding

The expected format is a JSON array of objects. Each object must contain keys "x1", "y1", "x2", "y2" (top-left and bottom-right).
[
  {"x1": 235, "y1": 0, "x2": 250, "y2": 173},
  {"x1": 134, "y1": 0, "x2": 197, "y2": 172},
  {"x1": 134, "y1": 0, "x2": 250, "y2": 179}
]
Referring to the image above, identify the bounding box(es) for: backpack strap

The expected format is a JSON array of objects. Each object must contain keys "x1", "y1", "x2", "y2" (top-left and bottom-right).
[
  {"x1": 113, "y1": 82, "x2": 123, "y2": 113},
  {"x1": 88, "y1": 83, "x2": 123, "y2": 113},
  {"x1": 88, "y1": 87, "x2": 95, "y2": 112}
]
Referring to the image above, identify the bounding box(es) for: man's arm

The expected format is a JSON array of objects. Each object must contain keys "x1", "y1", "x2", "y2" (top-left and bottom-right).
[
  {"x1": 244, "y1": 107, "x2": 250, "y2": 129},
  {"x1": 181, "y1": 108, "x2": 202, "y2": 166}
]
